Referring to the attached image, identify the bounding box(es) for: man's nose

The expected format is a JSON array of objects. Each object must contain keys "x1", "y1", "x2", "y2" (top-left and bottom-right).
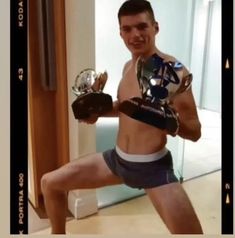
[{"x1": 131, "y1": 27, "x2": 141, "y2": 37}]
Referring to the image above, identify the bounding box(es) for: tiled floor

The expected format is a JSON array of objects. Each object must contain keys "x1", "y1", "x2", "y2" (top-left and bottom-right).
[{"x1": 30, "y1": 170, "x2": 221, "y2": 235}]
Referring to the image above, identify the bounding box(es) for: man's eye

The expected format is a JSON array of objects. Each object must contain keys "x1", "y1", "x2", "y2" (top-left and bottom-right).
[
  {"x1": 137, "y1": 24, "x2": 148, "y2": 30},
  {"x1": 122, "y1": 27, "x2": 131, "y2": 33}
]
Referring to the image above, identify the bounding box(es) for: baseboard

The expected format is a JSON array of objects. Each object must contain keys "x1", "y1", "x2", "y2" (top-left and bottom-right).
[{"x1": 68, "y1": 190, "x2": 98, "y2": 219}]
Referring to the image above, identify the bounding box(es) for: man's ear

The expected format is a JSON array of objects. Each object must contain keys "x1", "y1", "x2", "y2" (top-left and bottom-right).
[
  {"x1": 154, "y1": 21, "x2": 159, "y2": 34},
  {"x1": 120, "y1": 30, "x2": 124, "y2": 39}
]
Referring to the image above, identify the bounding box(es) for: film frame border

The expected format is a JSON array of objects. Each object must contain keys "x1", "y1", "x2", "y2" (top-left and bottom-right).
[
  {"x1": 9, "y1": 0, "x2": 234, "y2": 235},
  {"x1": 10, "y1": 0, "x2": 28, "y2": 234},
  {"x1": 221, "y1": 0, "x2": 233, "y2": 234}
]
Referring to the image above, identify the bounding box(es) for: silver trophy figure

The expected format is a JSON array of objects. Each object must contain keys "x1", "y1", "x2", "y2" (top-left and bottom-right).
[
  {"x1": 119, "y1": 53, "x2": 192, "y2": 135},
  {"x1": 71, "y1": 69, "x2": 113, "y2": 120}
]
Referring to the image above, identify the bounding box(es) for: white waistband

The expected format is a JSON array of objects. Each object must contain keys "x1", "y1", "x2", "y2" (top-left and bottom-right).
[{"x1": 115, "y1": 145, "x2": 168, "y2": 163}]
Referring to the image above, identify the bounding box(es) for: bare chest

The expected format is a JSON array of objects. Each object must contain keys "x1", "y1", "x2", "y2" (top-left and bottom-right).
[{"x1": 118, "y1": 65, "x2": 142, "y2": 102}]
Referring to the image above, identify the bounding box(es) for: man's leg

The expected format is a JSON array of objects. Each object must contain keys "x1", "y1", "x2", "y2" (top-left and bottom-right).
[
  {"x1": 145, "y1": 182, "x2": 203, "y2": 234},
  {"x1": 41, "y1": 152, "x2": 123, "y2": 234}
]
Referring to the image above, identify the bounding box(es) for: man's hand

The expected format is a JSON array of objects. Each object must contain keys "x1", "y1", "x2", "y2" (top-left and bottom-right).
[{"x1": 163, "y1": 105, "x2": 179, "y2": 136}]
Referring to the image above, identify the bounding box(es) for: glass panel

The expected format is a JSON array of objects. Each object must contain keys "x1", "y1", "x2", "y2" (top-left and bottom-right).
[
  {"x1": 183, "y1": 109, "x2": 221, "y2": 180},
  {"x1": 167, "y1": 136, "x2": 185, "y2": 181}
]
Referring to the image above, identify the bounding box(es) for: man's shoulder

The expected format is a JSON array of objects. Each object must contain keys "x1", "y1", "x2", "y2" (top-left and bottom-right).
[
  {"x1": 157, "y1": 52, "x2": 191, "y2": 77},
  {"x1": 157, "y1": 51, "x2": 177, "y2": 63},
  {"x1": 122, "y1": 60, "x2": 132, "y2": 76},
  {"x1": 124, "y1": 59, "x2": 132, "y2": 68}
]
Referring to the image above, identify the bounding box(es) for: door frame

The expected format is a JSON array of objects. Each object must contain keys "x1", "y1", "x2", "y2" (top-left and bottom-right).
[{"x1": 28, "y1": 0, "x2": 69, "y2": 209}]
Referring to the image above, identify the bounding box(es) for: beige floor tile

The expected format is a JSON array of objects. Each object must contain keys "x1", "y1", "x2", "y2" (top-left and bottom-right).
[{"x1": 182, "y1": 171, "x2": 221, "y2": 234}]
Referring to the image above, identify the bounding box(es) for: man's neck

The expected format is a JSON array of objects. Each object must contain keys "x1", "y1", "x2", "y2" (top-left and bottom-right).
[{"x1": 132, "y1": 46, "x2": 160, "y2": 61}]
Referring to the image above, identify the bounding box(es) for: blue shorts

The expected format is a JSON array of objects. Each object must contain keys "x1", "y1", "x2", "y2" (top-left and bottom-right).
[{"x1": 103, "y1": 147, "x2": 179, "y2": 189}]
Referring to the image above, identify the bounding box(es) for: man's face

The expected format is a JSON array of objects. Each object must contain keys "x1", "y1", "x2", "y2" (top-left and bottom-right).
[{"x1": 119, "y1": 12, "x2": 158, "y2": 58}]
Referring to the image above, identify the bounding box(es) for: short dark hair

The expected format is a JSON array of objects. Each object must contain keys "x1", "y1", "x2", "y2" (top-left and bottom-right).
[{"x1": 118, "y1": 0, "x2": 156, "y2": 24}]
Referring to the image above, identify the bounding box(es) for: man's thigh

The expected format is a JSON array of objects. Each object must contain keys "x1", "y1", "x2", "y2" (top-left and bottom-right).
[
  {"x1": 44, "y1": 152, "x2": 123, "y2": 190},
  {"x1": 145, "y1": 182, "x2": 202, "y2": 233}
]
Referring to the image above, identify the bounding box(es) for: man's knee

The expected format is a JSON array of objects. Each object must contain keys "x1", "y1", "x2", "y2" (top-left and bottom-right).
[{"x1": 41, "y1": 172, "x2": 58, "y2": 195}]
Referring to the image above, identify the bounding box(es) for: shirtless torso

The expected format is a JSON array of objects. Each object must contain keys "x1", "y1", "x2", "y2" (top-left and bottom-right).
[{"x1": 117, "y1": 58, "x2": 167, "y2": 154}]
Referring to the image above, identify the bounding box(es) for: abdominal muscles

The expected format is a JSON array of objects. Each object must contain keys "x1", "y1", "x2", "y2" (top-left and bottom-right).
[
  {"x1": 116, "y1": 112, "x2": 167, "y2": 154},
  {"x1": 116, "y1": 61, "x2": 167, "y2": 154}
]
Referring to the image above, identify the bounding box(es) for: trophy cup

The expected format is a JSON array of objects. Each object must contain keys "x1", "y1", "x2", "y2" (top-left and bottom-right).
[
  {"x1": 119, "y1": 53, "x2": 192, "y2": 135},
  {"x1": 71, "y1": 68, "x2": 113, "y2": 120}
]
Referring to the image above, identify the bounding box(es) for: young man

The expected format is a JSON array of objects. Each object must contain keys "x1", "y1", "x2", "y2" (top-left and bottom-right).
[{"x1": 41, "y1": 0, "x2": 203, "y2": 234}]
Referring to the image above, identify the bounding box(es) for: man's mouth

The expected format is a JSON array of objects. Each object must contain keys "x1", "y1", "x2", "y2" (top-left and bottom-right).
[{"x1": 131, "y1": 41, "x2": 144, "y2": 47}]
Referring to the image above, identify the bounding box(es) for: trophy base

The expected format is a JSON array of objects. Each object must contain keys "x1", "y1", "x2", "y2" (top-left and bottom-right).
[
  {"x1": 72, "y1": 92, "x2": 113, "y2": 119},
  {"x1": 119, "y1": 97, "x2": 178, "y2": 134}
]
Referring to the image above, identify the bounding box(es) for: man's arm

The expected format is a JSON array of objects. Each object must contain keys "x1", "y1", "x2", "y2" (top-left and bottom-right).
[
  {"x1": 102, "y1": 100, "x2": 119, "y2": 117},
  {"x1": 171, "y1": 87, "x2": 201, "y2": 141},
  {"x1": 80, "y1": 100, "x2": 119, "y2": 124}
]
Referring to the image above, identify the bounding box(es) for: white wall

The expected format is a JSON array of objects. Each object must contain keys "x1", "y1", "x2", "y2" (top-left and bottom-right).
[
  {"x1": 151, "y1": 0, "x2": 193, "y2": 65},
  {"x1": 190, "y1": 0, "x2": 221, "y2": 112},
  {"x1": 201, "y1": 0, "x2": 221, "y2": 111},
  {"x1": 95, "y1": 0, "x2": 127, "y2": 98},
  {"x1": 0, "y1": 0, "x2": 10, "y2": 235},
  {"x1": 65, "y1": 0, "x2": 96, "y2": 160}
]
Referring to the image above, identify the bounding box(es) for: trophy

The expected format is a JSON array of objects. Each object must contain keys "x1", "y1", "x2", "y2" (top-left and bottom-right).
[
  {"x1": 71, "y1": 68, "x2": 113, "y2": 120},
  {"x1": 119, "y1": 53, "x2": 192, "y2": 135}
]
